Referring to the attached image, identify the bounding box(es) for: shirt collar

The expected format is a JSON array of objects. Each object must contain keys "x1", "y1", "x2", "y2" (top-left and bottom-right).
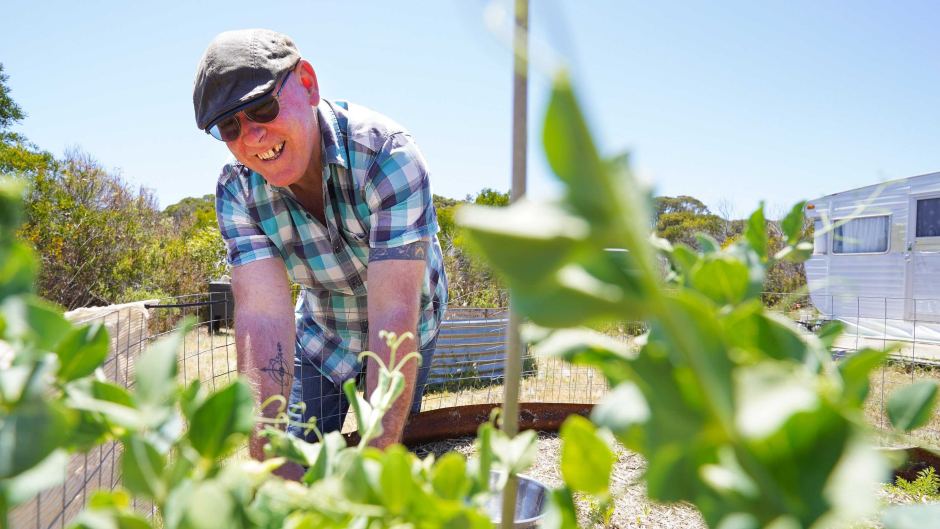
[{"x1": 317, "y1": 100, "x2": 348, "y2": 169}]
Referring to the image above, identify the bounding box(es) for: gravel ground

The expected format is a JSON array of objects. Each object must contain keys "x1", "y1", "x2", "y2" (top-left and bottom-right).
[
  {"x1": 414, "y1": 433, "x2": 940, "y2": 529},
  {"x1": 415, "y1": 432, "x2": 706, "y2": 529}
]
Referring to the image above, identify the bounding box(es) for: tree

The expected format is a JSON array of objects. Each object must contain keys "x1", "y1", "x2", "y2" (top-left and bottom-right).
[
  {"x1": 654, "y1": 195, "x2": 726, "y2": 248},
  {"x1": 19, "y1": 149, "x2": 162, "y2": 309},
  {"x1": 139, "y1": 194, "x2": 228, "y2": 299},
  {"x1": 163, "y1": 193, "x2": 217, "y2": 228},
  {"x1": 0, "y1": 63, "x2": 53, "y2": 178},
  {"x1": 433, "y1": 189, "x2": 510, "y2": 307},
  {"x1": 472, "y1": 188, "x2": 510, "y2": 207}
]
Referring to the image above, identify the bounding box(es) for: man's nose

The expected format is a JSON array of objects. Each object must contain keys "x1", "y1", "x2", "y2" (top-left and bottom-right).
[{"x1": 240, "y1": 117, "x2": 268, "y2": 146}]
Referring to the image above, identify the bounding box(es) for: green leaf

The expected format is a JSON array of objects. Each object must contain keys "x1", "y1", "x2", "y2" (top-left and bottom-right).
[
  {"x1": 457, "y1": 200, "x2": 589, "y2": 286},
  {"x1": 0, "y1": 448, "x2": 68, "y2": 504},
  {"x1": 1, "y1": 296, "x2": 70, "y2": 351},
  {"x1": 0, "y1": 242, "x2": 37, "y2": 299},
  {"x1": 0, "y1": 399, "x2": 72, "y2": 479},
  {"x1": 668, "y1": 244, "x2": 699, "y2": 280},
  {"x1": 260, "y1": 427, "x2": 321, "y2": 468},
  {"x1": 189, "y1": 379, "x2": 254, "y2": 460},
  {"x1": 491, "y1": 429, "x2": 538, "y2": 475},
  {"x1": 724, "y1": 304, "x2": 809, "y2": 363},
  {"x1": 55, "y1": 323, "x2": 109, "y2": 381},
  {"x1": 379, "y1": 445, "x2": 414, "y2": 514},
  {"x1": 512, "y1": 265, "x2": 626, "y2": 328},
  {"x1": 0, "y1": 365, "x2": 30, "y2": 403},
  {"x1": 0, "y1": 178, "x2": 25, "y2": 234},
  {"x1": 66, "y1": 381, "x2": 142, "y2": 431},
  {"x1": 690, "y1": 256, "x2": 750, "y2": 305},
  {"x1": 472, "y1": 421, "x2": 494, "y2": 495},
  {"x1": 781, "y1": 201, "x2": 808, "y2": 245},
  {"x1": 744, "y1": 204, "x2": 768, "y2": 261},
  {"x1": 887, "y1": 381, "x2": 939, "y2": 432},
  {"x1": 542, "y1": 74, "x2": 611, "y2": 225},
  {"x1": 559, "y1": 415, "x2": 615, "y2": 495},
  {"x1": 541, "y1": 486, "x2": 579, "y2": 529},
  {"x1": 92, "y1": 380, "x2": 136, "y2": 408},
  {"x1": 696, "y1": 234, "x2": 721, "y2": 254},
  {"x1": 735, "y1": 363, "x2": 818, "y2": 439},
  {"x1": 179, "y1": 379, "x2": 206, "y2": 420},
  {"x1": 773, "y1": 241, "x2": 813, "y2": 263},
  {"x1": 882, "y1": 504, "x2": 940, "y2": 529},
  {"x1": 135, "y1": 319, "x2": 192, "y2": 407},
  {"x1": 306, "y1": 431, "x2": 346, "y2": 484},
  {"x1": 534, "y1": 327, "x2": 634, "y2": 385},
  {"x1": 182, "y1": 481, "x2": 234, "y2": 529},
  {"x1": 432, "y1": 452, "x2": 470, "y2": 500},
  {"x1": 837, "y1": 348, "x2": 889, "y2": 405},
  {"x1": 816, "y1": 320, "x2": 844, "y2": 350},
  {"x1": 343, "y1": 377, "x2": 370, "y2": 437},
  {"x1": 87, "y1": 489, "x2": 133, "y2": 510},
  {"x1": 121, "y1": 437, "x2": 165, "y2": 500},
  {"x1": 590, "y1": 383, "x2": 649, "y2": 448}
]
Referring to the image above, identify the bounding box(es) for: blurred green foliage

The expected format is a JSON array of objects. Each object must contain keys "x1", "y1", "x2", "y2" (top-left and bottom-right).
[{"x1": 459, "y1": 72, "x2": 939, "y2": 529}]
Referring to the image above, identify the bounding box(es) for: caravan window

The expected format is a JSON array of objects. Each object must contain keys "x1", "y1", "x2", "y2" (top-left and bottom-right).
[
  {"x1": 832, "y1": 215, "x2": 889, "y2": 254},
  {"x1": 813, "y1": 219, "x2": 828, "y2": 254},
  {"x1": 916, "y1": 198, "x2": 940, "y2": 237}
]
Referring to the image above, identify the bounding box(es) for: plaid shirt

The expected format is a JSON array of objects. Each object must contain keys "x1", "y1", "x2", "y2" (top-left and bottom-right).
[{"x1": 216, "y1": 100, "x2": 447, "y2": 385}]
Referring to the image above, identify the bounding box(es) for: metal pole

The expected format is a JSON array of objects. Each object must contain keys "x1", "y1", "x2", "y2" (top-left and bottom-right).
[{"x1": 501, "y1": 0, "x2": 528, "y2": 527}]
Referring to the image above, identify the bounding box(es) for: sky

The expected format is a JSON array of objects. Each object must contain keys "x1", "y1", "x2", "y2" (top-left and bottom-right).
[{"x1": 3, "y1": 1, "x2": 940, "y2": 219}]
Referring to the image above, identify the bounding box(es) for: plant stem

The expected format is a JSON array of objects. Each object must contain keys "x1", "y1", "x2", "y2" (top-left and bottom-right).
[{"x1": 501, "y1": 0, "x2": 528, "y2": 526}]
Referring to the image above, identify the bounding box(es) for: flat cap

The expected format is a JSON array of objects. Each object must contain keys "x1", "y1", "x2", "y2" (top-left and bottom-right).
[{"x1": 193, "y1": 29, "x2": 300, "y2": 130}]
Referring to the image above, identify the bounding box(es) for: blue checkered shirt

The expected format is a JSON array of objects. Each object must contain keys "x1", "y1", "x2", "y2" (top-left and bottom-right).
[{"x1": 215, "y1": 100, "x2": 448, "y2": 385}]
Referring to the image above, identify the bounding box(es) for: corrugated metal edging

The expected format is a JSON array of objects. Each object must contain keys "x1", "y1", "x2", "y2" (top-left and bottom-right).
[{"x1": 427, "y1": 316, "x2": 511, "y2": 386}]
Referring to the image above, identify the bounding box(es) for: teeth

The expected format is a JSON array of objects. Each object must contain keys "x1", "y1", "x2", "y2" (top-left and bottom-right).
[{"x1": 257, "y1": 142, "x2": 284, "y2": 161}]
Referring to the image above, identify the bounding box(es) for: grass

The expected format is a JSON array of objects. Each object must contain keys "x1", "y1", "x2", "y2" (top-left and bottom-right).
[{"x1": 865, "y1": 360, "x2": 940, "y2": 445}]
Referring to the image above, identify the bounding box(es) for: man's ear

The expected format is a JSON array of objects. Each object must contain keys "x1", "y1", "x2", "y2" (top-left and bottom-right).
[{"x1": 297, "y1": 60, "x2": 320, "y2": 106}]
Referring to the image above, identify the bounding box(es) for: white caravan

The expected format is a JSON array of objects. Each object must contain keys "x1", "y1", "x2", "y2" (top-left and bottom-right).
[{"x1": 804, "y1": 171, "x2": 940, "y2": 357}]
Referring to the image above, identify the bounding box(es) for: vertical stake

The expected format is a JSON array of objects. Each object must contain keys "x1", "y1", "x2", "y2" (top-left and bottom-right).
[{"x1": 501, "y1": 0, "x2": 528, "y2": 527}]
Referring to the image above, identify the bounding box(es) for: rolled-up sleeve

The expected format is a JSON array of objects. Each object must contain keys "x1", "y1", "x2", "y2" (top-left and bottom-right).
[
  {"x1": 363, "y1": 133, "x2": 438, "y2": 249},
  {"x1": 216, "y1": 167, "x2": 278, "y2": 267}
]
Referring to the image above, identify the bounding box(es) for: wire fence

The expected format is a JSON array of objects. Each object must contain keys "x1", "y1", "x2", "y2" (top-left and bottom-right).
[{"x1": 10, "y1": 290, "x2": 940, "y2": 528}]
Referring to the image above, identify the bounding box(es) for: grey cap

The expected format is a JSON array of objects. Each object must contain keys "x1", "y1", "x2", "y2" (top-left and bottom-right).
[{"x1": 193, "y1": 29, "x2": 300, "y2": 130}]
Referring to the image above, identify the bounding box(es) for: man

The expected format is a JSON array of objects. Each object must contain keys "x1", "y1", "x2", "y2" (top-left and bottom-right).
[{"x1": 192, "y1": 29, "x2": 447, "y2": 463}]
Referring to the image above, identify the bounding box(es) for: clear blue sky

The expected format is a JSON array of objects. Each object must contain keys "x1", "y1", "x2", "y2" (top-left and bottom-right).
[{"x1": 3, "y1": 1, "x2": 940, "y2": 219}]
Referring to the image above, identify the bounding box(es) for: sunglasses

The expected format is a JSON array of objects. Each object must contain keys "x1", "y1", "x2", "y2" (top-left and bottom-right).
[{"x1": 205, "y1": 69, "x2": 293, "y2": 142}]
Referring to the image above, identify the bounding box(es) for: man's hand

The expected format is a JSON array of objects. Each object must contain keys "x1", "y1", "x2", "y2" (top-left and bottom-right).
[
  {"x1": 231, "y1": 258, "x2": 297, "y2": 462},
  {"x1": 365, "y1": 241, "x2": 428, "y2": 448}
]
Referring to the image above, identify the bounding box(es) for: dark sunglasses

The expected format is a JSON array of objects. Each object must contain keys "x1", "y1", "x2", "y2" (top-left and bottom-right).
[{"x1": 205, "y1": 70, "x2": 293, "y2": 142}]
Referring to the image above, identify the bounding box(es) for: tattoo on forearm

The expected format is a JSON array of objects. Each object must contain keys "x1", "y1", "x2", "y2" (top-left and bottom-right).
[
  {"x1": 260, "y1": 342, "x2": 289, "y2": 395},
  {"x1": 369, "y1": 241, "x2": 429, "y2": 262}
]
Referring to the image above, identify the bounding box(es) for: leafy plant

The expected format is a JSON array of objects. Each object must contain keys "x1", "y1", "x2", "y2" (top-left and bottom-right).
[
  {"x1": 70, "y1": 330, "x2": 550, "y2": 529},
  {"x1": 886, "y1": 467, "x2": 940, "y2": 501},
  {"x1": 1, "y1": 173, "x2": 619, "y2": 529},
  {"x1": 457, "y1": 72, "x2": 940, "y2": 528}
]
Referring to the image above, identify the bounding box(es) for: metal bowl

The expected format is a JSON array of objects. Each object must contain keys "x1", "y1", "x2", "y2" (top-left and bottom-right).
[{"x1": 486, "y1": 472, "x2": 548, "y2": 528}]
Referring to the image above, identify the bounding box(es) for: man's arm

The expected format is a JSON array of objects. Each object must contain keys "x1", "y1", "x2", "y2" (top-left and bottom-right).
[
  {"x1": 365, "y1": 241, "x2": 429, "y2": 449},
  {"x1": 231, "y1": 258, "x2": 296, "y2": 461}
]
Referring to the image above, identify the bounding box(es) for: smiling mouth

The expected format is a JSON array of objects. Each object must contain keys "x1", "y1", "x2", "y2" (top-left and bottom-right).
[{"x1": 256, "y1": 141, "x2": 285, "y2": 161}]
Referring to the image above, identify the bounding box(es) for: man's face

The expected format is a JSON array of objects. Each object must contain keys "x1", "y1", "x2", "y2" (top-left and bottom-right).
[{"x1": 224, "y1": 63, "x2": 321, "y2": 188}]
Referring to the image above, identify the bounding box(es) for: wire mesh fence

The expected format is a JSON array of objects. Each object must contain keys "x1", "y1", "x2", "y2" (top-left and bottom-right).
[{"x1": 10, "y1": 290, "x2": 940, "y2": 528}]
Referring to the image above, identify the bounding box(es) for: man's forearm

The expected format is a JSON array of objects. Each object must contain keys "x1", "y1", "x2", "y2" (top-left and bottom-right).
[
  {"x1": 364, "y1": 245, "x2": 428, "y2": 448},
  {"x1": 235, "y1": 312, "x2": 296, "y2": 456}
]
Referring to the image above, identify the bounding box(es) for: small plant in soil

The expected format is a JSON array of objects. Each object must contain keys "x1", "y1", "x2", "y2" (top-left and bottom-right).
[{"x1": 886, "y1": 467, "x2": 940, "y2": 502}]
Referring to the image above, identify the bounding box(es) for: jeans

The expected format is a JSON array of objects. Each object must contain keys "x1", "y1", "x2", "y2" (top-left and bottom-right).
[{"x1": 286, "y1": 333, "x2": 438, "y2": 443}]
